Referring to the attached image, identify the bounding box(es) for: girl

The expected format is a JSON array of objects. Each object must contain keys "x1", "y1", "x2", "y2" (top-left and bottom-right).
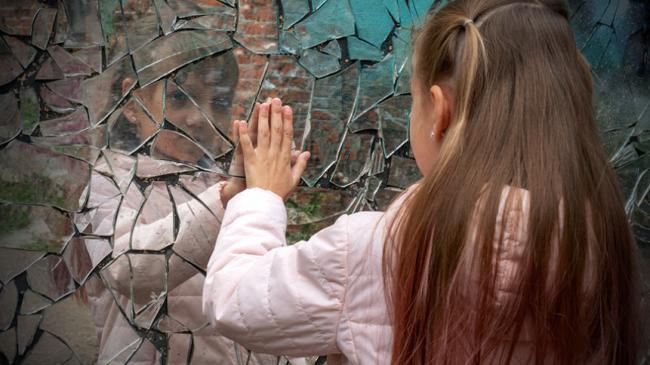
[
  {"x1": 78, "y1": 98, "x2": 306, "y2": 364},
  {"x1": 202, "y1": 0, "x2": 643, "y2": 364}
]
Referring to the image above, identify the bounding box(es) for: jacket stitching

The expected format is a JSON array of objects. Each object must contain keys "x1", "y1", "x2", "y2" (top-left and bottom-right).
[
  {"x1": 293, "y1": 243, "x2": 338, "y2": 351},
  {"x1": 333, "y1": 214, "x2": 359, "y2": 364},
  {"x1": 235, "y1": 270, "x2": 253, "y2": 335},
  {"x1": 302, "y1": 233, "x2": 339, "y2": 300},
  {"x1": 264, "y1": 250, "x2": 301, "y2": 351},
  {"x1": 346, "y1": 319, "x2": 391, "y2": 326}
]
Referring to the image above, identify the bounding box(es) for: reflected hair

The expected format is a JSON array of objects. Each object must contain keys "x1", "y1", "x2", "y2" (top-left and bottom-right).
[
  {"x1": 174, "y1": 50, "x2": 239, "y2": 110},
  {"x1": 382, "y1": 0, "x2": 642, "y2": 364}
]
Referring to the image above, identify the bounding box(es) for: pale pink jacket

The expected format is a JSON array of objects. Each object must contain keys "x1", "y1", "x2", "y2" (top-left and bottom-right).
[
  {"x1": 202, "y1": 183, "x2": 537, "y2": 364},
  {"x1": 84, "y1": 175, "x2": 305, "y2": 364}
]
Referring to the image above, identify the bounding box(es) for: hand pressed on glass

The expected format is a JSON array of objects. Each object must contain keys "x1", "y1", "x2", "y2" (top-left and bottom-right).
[
  {"x1": 220, "y1": 101, "x2": 261, "y2": 206},
  {"x1": 236, "y1": 97, "x2": 310, "y2": 201},
  {"x1": 221, "y1": 99, "x2": 307, "y2": 206}
]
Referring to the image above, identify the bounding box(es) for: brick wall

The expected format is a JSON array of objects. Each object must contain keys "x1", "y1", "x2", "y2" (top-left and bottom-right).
[
  {"x1": 257, "y1": 55, "x2": 313, "y2": 147},
  {"x1": 235, "y1": 0, "x2": 279, "y2": 53}
]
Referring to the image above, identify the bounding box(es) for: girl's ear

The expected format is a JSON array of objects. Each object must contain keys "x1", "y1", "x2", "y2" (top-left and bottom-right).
[{"x1": 430, "y1": 84, "x2": 451, "y2": 141}]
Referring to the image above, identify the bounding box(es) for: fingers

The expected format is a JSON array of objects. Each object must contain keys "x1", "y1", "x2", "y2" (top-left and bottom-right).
[
  {"x1": 270, "y1": 98, "x2": 284, "y2": 152},
  {"x1": 281, "y1": 106, "x2": 293, "y2": 156},
  {"x1": 248, "y1": 102, "x2": 260, "y2": 145},
  {"x1": 229, "y1": 119, "x2": 239, "y2": 142},
  {"x1": 257, "y1": 102, "x2": 270, "y2": 150},
  {"x1": 228, "y1": 120, "x2": 245, "y2": 177},
  {"x1": 290, "y1": 150, "x2": 300, "y2": 165},
  {"x1": 237, "y1": 121, "x2": 255, "y2": 161},
  {"x1": 291, "y1": 151, "x2": 310, "y2": 185}
]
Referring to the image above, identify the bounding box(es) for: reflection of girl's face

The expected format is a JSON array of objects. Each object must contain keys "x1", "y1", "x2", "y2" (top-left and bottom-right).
[
  {"x1": 172, "y1": 52, "x2": 239, "y2": 135},
  {"x1": 120, "y1": 80, "x2": 204, "y2": 162},
  {"x1": 165, "y1": 80, "x2": 214, "y2": 132},
  {"x1": 121, "y1": 52, "x2": 239, "y2": 161},
  {"x1": 121, "y1": 98, "x2": 159, "y2": 146}
]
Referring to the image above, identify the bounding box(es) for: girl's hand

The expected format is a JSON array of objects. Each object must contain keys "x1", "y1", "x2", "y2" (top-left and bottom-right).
[
  {"x1": 221, "y1": 102, "x2": 261, "y2": 206},
  {"x1": 228, "y1": 101, "x2": 262, "y2": 179},
  {"x1": 237, "y1": 98, "x2": 310, "y2": 201}
]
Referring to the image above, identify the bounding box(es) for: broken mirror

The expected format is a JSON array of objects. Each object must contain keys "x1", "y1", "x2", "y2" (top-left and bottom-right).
[{"x1": 0, "y1": 0, "x2": 647, "y2": 363}]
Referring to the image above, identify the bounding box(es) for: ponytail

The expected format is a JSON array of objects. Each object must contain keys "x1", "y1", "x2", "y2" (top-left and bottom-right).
[
  {"x1": 435, "y1": 15, "x2": 487, "y2": 170},
  {"x1": 383, "y1": 1, "x2": 642, "y2": 363}
]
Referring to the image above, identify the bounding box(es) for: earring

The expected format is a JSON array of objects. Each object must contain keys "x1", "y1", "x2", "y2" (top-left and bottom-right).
[{"x1": 430, "y1": 130, "x2": 436, "y2": 140}]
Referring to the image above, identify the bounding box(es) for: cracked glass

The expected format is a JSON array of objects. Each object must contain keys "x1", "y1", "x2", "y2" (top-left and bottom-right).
[{"x1": 0, "y1": 0, "x2": 646, "y2": 363}]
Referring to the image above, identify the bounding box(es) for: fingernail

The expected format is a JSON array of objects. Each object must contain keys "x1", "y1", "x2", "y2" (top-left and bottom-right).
[
  {"x1": 272, "y1": 97, "x2": 281, "y2": 106},
  {"x1": 284, "y1": 106, "x2": 292, "y2": 116},
  {"x1": 265, "y1": 97, "x2": 272, "y2": 103}
]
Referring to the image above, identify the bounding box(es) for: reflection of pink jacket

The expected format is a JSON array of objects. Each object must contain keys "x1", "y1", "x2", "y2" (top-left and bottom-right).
[
  {"x1": 89, "y1": 178, "x2": 303, "y2": 364},
  {"x1": 203, "y1": 183, "x2": 545, "y2": 364}
]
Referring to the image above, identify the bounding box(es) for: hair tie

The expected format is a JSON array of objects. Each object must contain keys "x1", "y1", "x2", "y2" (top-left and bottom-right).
[{"x1": 463, "y1": 18, "x2": 473, "y2": 26}]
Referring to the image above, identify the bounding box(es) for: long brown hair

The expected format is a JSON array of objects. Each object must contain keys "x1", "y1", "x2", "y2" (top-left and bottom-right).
[{"x1": 382, "y1": 0, "x2": 642, "y2": 363}]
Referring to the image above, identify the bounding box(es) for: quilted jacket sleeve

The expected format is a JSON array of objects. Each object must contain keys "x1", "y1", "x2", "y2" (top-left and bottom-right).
[
  {"x1": 106, "y1": 181, "x2": 227, "y2": 304},
  {"x1": 202, "y1": 187, "x2": 349, "y2": 357}
]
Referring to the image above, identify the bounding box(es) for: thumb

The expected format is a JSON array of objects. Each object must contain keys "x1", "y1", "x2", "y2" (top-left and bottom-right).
[
  {"x1": 232, "y1": 120, "x2": 245, "y2": 158},
  {"x1": 291, "y1": 151, "x2": 310, "y2": 185},
  {"x1": 228, "y1": 120, "x2": 245, "y2": 177},
  {"x1": 290, "y1": 150, "x2": 300, "y2": 166},
  {"x1": 238, "y1": 121, "x2": 255, "y2": 161},
  {"x1": 229, "y1": 119, "x2": 239, "y2": 143}
]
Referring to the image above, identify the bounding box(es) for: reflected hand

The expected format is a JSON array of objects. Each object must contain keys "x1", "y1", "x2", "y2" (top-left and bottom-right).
[
  {"x1": 228, "y1": 100, "x2": 261, "y2": 179},
  {"x1": 221, "y1": 99, "x2": 303, "y2": 206},
  {"x1": 237, "y1": 98, "x2": 310, "y2": 201},
  {"x1": 221, "y1": 101, "x2": 260, "y2": 206}
]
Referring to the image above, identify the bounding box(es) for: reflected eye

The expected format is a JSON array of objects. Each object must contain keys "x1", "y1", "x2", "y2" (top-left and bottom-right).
[
  {"x1": 213, "y1": 98, "x2": 230, "y2": 108},
  {"x1": 169, "y1": 91, "x2": 186, "y2": 103}
]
